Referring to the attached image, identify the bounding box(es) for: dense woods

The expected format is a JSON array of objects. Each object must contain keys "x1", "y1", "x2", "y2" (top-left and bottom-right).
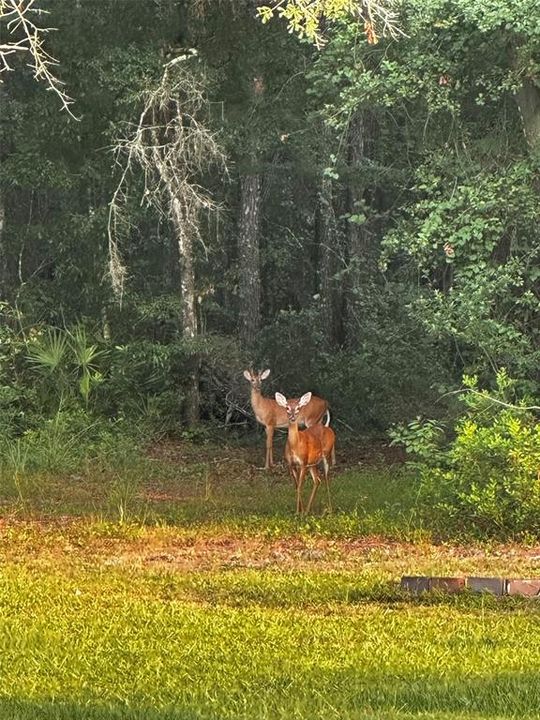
[
  {"x1": 1, "y1": 4, "x2": 540, "y2": 718},
  {"x1": 1, "y1": 0, "x2": 539, "y2": 535}
]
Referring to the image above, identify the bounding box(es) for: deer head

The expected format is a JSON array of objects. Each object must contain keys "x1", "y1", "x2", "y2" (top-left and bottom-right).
[
  {"x1": 243, "y1": 368, "x2": 270, "y2": 391},
  {"x1": 275, "y1": 391, "x2": 312, "y2": 422}
]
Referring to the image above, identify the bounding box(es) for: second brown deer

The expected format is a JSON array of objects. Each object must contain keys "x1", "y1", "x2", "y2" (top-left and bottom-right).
[
  {"x1": 243, "y1": 369, "x2": 329, "y2": 469},
  {"x1": 275, "y1": 391, "x2": 336, "y2": 514}
]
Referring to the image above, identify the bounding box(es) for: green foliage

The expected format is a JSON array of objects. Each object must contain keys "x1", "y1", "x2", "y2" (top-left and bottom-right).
[
  {"x1": 307, "y1": 2, "x2": 540, "y2": 392},
  {"x1": 394, "y1": 370, "x2": 540, "y2": 538},
  {"x1": 0, "y1": 315, "x2": 38, "y2": 439},
  {"x1": 99, "y1": 333, "x2": 246, "y2": 432},
  {"x1": 448, "y1": 412, "x2": 540, "y2": 531},
  {"x1": 26, "y1": 325, "x2": 106, "y2": 411},
  {"x1": 381, "y1": 161, "x2": 540, "y2": 381},
  {"x1": 389, "y1": 417, "x2": 446, "y2": 466},
  {"x1": 256, "y1": 284, "x2": 450, "y2": 429}
]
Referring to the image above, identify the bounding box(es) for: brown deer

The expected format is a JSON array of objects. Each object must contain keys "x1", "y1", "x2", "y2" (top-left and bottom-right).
[
  {"x1": 275, "y1": 391, "x2": 336, "y2": 514},
  {"x1": 243, "y1": 369, "x2": 329, "y2": 469}
]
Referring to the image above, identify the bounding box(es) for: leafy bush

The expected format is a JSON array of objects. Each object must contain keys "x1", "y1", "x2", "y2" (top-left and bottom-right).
[
  {"x1": 389, "y1": 417, "x2": 447, "y2": 467},
  {"x1": 98, "y1": 334, "x2": 247, "y2": 432},
  {"x1": 0, "y1": 314, "x2": 40, "y2": 438},
  {"x1": 392, "y1": 371, "x2": 540, "y2": 538}
]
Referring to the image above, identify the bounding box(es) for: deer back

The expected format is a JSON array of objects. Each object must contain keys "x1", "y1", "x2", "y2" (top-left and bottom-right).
[
  {"x1": 298, "y1": 395, "x2": 328, "y2": 427},
  {"x1": 252, "y1": 390, "x2": 328, "y2": 429},
  {"x1": 285, "y1": 424, "x2": 335, "y2": 466}
]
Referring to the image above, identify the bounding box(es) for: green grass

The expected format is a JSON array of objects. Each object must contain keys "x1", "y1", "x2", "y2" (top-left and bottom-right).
[
  {"x1": 0, "y1": 439, "x2": 421, "y2": 539},
  {"x1": 0, "y1": 439, "x2": 539, "y2": 719},
  {"x1": 1, "y1": 564, "x2": 539, "y2": 720}
]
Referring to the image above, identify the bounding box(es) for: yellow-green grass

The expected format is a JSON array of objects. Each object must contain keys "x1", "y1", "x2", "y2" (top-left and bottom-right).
[
  {"x1": 0, "y1": 559, "x2": 539, "y2": 720},
  {"x1": 0, "y1": 441, "x2": 539, "y2": 719},
  {"x1": 0, "y1": 440, "x2": 422, "y2": 539}
]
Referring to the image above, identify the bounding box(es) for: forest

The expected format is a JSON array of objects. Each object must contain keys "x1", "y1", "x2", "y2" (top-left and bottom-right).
[{"x1": 0, "y1": 1, "x2": 539, "y2": 718}]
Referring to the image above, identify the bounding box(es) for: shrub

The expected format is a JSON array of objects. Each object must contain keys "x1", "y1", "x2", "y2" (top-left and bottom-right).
[
  {"x1": 447, "y1": 411, "x2": 540, "y2": 534},
  {"x1": 392, "y1": 370, "x2": 540, "y2": 538}
]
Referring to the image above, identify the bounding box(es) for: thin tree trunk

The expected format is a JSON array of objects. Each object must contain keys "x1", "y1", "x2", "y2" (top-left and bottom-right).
[
  {"x1": 0, "y1": 188, "x2": 6, "y2": 301},
  {"x1": 515, "y1": 80, "x2": 540, "y2": 153},
  {"x1": 345, "y1": 111, "x2": 375, "y2": 346},
  {"x1": 171, "y1": 196, "x2": 197, "y2": 339},
  {"x1": 0, "y1": 82, "x2": 7, "y2": 301},
  {"x1": 170, "y1": 193, "x2": 200, "y2": 425},
  {"x1": 316, "y1": 175, "x2": 338, "y2": 347},
  {"x1": 238, "y1": 173, "x2": 262, "y2": 348}
]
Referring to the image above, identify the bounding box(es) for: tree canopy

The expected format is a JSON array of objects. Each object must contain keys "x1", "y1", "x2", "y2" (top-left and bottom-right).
[{"x1": 0, "y1": 0, "x2": 538, "y2": 433}]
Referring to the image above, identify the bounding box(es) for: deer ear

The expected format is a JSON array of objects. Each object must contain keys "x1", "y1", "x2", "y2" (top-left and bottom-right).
[
  {"x1": 260, "y1": 369, "x2": 271, "y2": 380},
  {"x1": 243, "y1": 370, "x2": 252, "y2": 381},
  {"x1": 298, "y1": 392, "x2": 312, "y2": 407},
  {"x1": 275, "y1": 392, "x2": 287, "y2": 407}
]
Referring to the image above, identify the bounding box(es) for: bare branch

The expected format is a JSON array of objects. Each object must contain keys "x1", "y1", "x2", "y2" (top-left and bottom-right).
[
  {"x1": 107, "y1": 53, "x2": 227, "y2": 298},
  {"x1": 0, "y1": 0, "x2": 78, "y2": 119},
  {"x1": 442, "y1": 388, "x2": 540, "y2": 413}
]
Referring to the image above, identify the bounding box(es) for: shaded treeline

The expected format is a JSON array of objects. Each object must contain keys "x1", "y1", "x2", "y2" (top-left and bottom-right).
[{"x1": 0, "y1": 0, "x2": 538, "y2": 431}]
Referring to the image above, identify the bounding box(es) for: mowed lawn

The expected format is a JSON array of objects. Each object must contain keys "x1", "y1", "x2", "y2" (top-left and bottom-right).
[{"x1": 0, "y1": 440, "x2": 539, "y2": 720}]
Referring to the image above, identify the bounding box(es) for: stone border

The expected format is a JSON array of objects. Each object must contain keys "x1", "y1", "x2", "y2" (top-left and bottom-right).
[{"x1": 401, "y1": 576, "x2": 540, "y2": 597}]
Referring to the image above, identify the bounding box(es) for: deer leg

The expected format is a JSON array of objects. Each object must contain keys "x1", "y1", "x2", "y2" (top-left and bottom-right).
[
  {"x1": 331, "y1": 444, "x2": 336, "y2": 466},
  {"x1": 305, "y1": 466, "x2": 321, "y2": 515},
  {"x1": 288, "y1": 463, "x2": 297, "y2": 488},
  {"x1": 296, "y1": 466, "x2": 306, "y2": 514},
  {"x1": 265, "y1": 425, "x2": 275, "y2": 469},
  {"x1": 322, "y1": 456, "x2": 332, "y2": 513}
]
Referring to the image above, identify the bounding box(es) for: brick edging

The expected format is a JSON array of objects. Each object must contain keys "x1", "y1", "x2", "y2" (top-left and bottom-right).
[{"x1": 401, "y1": 576, "x2": 540, "y2": 597}]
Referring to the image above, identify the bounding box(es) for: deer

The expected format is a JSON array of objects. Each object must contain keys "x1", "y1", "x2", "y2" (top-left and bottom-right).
[
  {"x1": 243, "y1": 369, "x2": 329, "y2": 470},
  {"x1": 275, "y1": 391, "x2": 336, "y2": 515}
]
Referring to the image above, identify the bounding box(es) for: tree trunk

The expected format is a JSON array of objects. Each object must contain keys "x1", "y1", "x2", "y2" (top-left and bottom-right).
[
  {"x1": 515, "y1": 79, "x2": 540, "y2": 153},
  {"x1": 0, "y1": 82, "x2": 7, "y2": 302},
  {"x1": 0, "y1": 188, "x2": 6, "y2": 301},
  {"x1": 171, "y1": 196, "x2": 197, "y2": 339},
  {"x1": 170, "y1": 194, "x2": 200, "y2": 426},
  {"x1": 238, "y1": 173, "x2": 262, "y2": 348},
  {"x1": 316, "y1": 175, "x2": 340, "y2": 347},
  {"x1": 344, "y1": 111, "x2": 375, "y2": 346}
]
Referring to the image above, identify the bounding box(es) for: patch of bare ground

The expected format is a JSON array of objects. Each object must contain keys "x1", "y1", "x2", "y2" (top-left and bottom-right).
[
  {"x1": 1, "y1": 517, "x2": 539, "y2": 577},
  {"x1": 145, "y1": 437, "x2": 406, "y2": 469}
]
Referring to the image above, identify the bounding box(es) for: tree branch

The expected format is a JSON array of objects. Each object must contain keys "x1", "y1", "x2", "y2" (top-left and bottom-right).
[{"x1": 0, "y1": 0, "x2": 78, "y2": 119}]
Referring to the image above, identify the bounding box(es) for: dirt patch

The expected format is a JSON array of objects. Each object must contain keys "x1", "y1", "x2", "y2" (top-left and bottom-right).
[
  {"x1": 2, "y1": 517, "x2": 539, "y2": 577},
  {"x1": 145, "y1": 437, "x2": 406, "y2": 470}
]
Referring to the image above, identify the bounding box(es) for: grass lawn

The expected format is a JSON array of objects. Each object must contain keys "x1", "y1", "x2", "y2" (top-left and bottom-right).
[{"x1": 0, "y1": 438, "x2": 539, "y2": 719}]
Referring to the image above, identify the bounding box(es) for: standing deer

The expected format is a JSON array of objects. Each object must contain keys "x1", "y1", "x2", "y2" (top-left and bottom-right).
[
  {"x1": 243, "y1": 369, "x2": 329, "y2": 469},
  {"x1": 275, "y1": 391, "x2": 336, "y2": 514}
]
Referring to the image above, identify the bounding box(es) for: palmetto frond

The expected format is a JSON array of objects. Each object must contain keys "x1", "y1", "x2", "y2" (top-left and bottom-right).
[{"x1": 26, "y1": 330, "x2": 68, "y2": 374}]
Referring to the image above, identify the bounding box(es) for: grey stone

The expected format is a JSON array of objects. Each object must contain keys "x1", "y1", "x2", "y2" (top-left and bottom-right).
[
  {"x1": 401, "y1": 576, "x2": 432, "y2": 593},
  {"x1": 430, "y1": 577, "x2": 466, "y2": 594},
  {"x1": 466, "y1": 577, "x2": 507, "y2": 595}
]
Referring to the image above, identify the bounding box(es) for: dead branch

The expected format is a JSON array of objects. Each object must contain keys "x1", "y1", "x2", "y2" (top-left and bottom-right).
[
  {"x1": 0, "y1": 0, "x2": 77, "y2": 118},
  {"x1": 107, "y1": 52, "x2": 227, "y2": 298}
]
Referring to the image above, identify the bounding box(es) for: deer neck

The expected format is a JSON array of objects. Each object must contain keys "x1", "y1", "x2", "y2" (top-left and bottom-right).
[
  {"x1": 287, "y1": 419, "x2": 301, "y2": 448},
  {"x1": 250, "y1": 385, "x2": 263, "y2": 411},
  {"x1": 250, "y1": 385, "x2": 271, "y2": 424}
]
